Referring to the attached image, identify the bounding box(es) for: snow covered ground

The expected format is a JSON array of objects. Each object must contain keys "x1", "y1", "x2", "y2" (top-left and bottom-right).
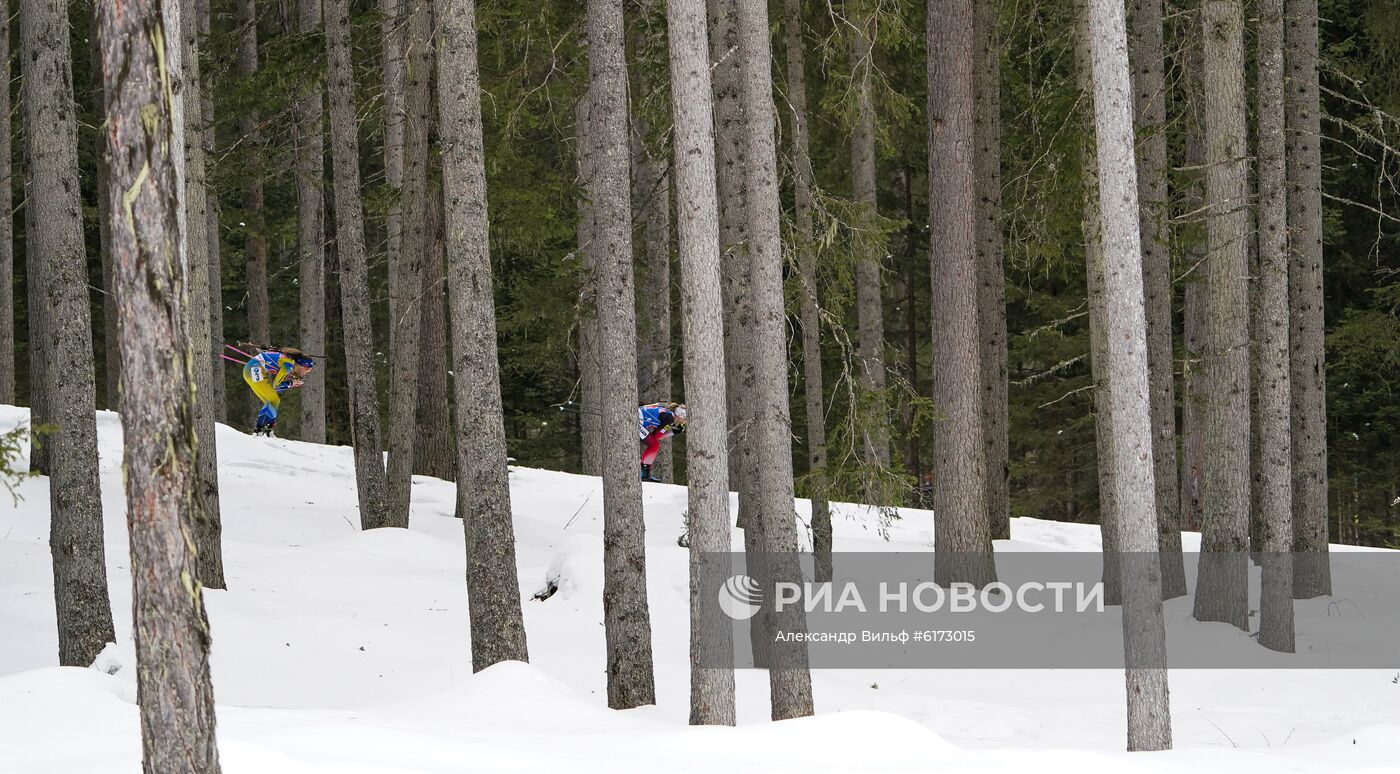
[{"x1": 1, "y1": 405, "x2": 1397, "y2": 773}]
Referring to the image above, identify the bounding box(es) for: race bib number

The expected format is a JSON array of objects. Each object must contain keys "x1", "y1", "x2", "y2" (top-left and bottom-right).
[{"x1": 250, "y1": 365, "x2": 264, "y2": 383}]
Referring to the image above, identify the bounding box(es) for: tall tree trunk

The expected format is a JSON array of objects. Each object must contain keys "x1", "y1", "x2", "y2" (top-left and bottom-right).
[
  {"x1": 237, "y1": 0, "x2": 270, "y2": 352},
  {"x1": 1076, "y1": 5, "x2": 1121, "y2": 599},
  {"x1": 974, "y1": 0, "x2": 1010, "y2": 542},
  {"x1": 383, "y1": 0, "x2": 431, "y2": 528},
  {"x1": 88, "y1": 29, "x2": 118, "y2": 411},
  {"x1": 415, "y1": 180, "x2": 453, "y2": 479},
  {"x1": 202, "y1": 0, "x2": 224, "y2": 424},
  {"x1": 1254, "y1": 0, "x2": 1296, "y2": 652},
  {"x1": 295, "y1": 0, "x2": 327, "y2": 443},
  {"x1": 851, "y1": 0, "x2": 888, "y2": 472},
  {"x1": 325, "y1": 0, "x2": 390, "y2": 530},
  {"x1": 737, "y1": 0, "x2": 814, "y2": 721},
  {"x1": 22, "y1": 0, "x2": 116, "y2": 665},
  {"x1": 784, "y1": 0, "x2": 830, "y2": 583},
  {"x1": 99, "y1": 0, "x2": 222, "y2": 765},
  {"x1": 434, "y1": 0, "x2": 529, "y2": 667},
  {"x1": 1129, "y1": 0, "x2": 1186, "y2": 598},
  {"x1": 1076, "y1": 1, "x2": 1122, "y2": 598},
  {"x1": 587, "y1": 0, "x2": 655, "y2": 711},
  {"x1": 632, "y1": 127, "x2": 673, "y2": 482},
  {"x1": 182, "y1": 0, "x2": 225, "y2": 589},
  {"x1": 667, "y1": 0, "x2": 736, "y2": 726},
  {"x1": 381, "y1": 0, "x2": 405, "y2": 342},
  {"x1": 0, "y1": 0, "x2": 12, "y2": 406},
  {"x1": 575, "y1": 88, "x2": 602, "y2": 475},
  {"x1": 1085, "y1": 0, "x2": 1172, "y2": 750},
  {"x1": 1192, "y1": 0, "x2": 1250, "y2": 630},
  {"x1": 708, "y1": 0, "x2": 752, "y2": 505},
  {"x1": 928, "y1": 0, "x2": 995, "y2": 588},
  {"x1": 1284, "y1": 0, "x2": 1330, "y2": 598},
  {"x1": 1179, "y1": 4, "x2": 1207, "y2": 536}
]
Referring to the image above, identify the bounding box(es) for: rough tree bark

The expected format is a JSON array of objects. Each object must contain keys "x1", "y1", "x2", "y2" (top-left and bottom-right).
[
  {"x1": 181, "y1": 0, "x2": 226, "y2": 589},
  {"x1": 1128, "y1": 0, "x2": 1186, "y2": 598},
  {"x1": 1192, "y1": 0, "x2": 1250, "y2": 630},
  {"x1": 737, "y1": 0, "x2": 814, "y2": 721},
  {"x1": 98, "y1": 0, "x2": 222, "y2": 766},
  {"x1": 587, "y1": 0, "x2": 656, "y2": 710},
  {"x1": 237, "y1": 0, "x2": 269, "y2": 352},
  {"x1": 295, "y1": 0, "x2": 327, "y2": 443},
  {"x1": 851, "y1": 0, "x2": 889, "y2": 471},
  {"x1": 1254, "y1": 0, "x2": 1296, "y2": 652},
  {"x1": 433, "y1": 0, "x2": 529, "y2": 667},
  {"x1": 708, "y1": 0, "x2": 753, "y2": 506},
  {"x1": 415, "y1": 181, "x2": 454, "y2": 480},
  {"x1": 974, "y1": 0, "x2": 1010, "y2": 542},
  {"x1": 383, "y1": 0, "x2": 432, "y2": 527},
  {"x1": 1284, "y1": 0, "x2": 1330, "y2": 598},
  {"x1": 0, "y1": 0, "x2": 12, "y2": 406},
  {"x1": 22, "y1": 0, "x2": 117, "y2": 665},
  {"x1": 665, "y1": 0, "x2": 736, "y2": 724},
  {"x1": 784, "y1": 0, "x2": 830, "y2": 583},
  {"x1": 1086, "y1": 0, "x2": 1173, "y2": 750},
  {"x1": 632, "y1": 124, "x2": 673, "y2": 482},
  {"x1": 324, "y1": 0, "x2": 390, "y2": 530},
  {"x1": 928, "y1": 0, "x2": 995, "y2": 588}
]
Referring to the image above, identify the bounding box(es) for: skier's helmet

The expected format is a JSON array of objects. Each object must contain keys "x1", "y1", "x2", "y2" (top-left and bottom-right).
[{"x1": 672, "y1": 405, "x2": 687, "y2": 423}]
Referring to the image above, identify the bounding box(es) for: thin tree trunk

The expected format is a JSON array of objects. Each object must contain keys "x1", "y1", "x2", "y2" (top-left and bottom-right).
[
  {"x1": 88, "y1": 29, "x2": 118, "y2": 410},
  {"x1": 708, "y1": 0, "x2": 752, "y2": 505},
  {"x1": 23, "y1": 0, "x2": 116, "y2": 665},
  {"x1": 99, "y1": 0, "x2": 222, "y2": 765},
  {"x1": 784, "y1": 0, "x2": 830, "y2": 583},
  {"x1": 587, "y1": 0, "x2": 655, "y2": 711},
  {"x1": 325, "y1": 0, "x2": 390, "y2": 530},
  {"x1": 666, "y1": 0, "x2": 736, "y2": 724},
  {"x1": 1076, "y1": 5, "x2": 1121, "y2": 598},
  {"x1": 974, "y1": 0, "x2": 1010, "y2": 542},
  {"x1": 851, "y1": 0, "x2": 888, "y2": 472},
  {"x1": 737, "y1": 0, "x2": 814, "y2": 721},
  {"x1": 237, "y1": 0, "x2": 269, "y2": 352},
  {"x1": 1086, "y1": 0, "x2": 1172, "y2": 750},
  {"x1": 181, "y1": 0, "x2": 225, "y2": 589},
  {"x1": 415, "y1": 180, "x2": 453, "y2": 479},
  {"x1": 1192, "y1": 0, "x2": 1250, "y2": 630},
  {"x1": 0, "y1": 0, "x2": 10, "y2": 406},
  {"x1": 1129, "y1": 0, "x2": 1186, "y2": 598},
  {"x1": 632, "y1": 126, "x2": 673, "y2": 482},
  {"x1": 383, "y1": 0, "x2": 431, "y2": 527},
  {"x1": 1179, "y1": 6, "x2": 1206, "y2": 535},
  {"x1": 929, "y1": 0, "x2": 995, "y2": 588},
  {"x1": 575, "y1": 88, "x2": 602, "y2": 475},
  {"x1": 1254, "y1": 0, "x2": 1296, "y2": 652},
  {"x1": 1284, "y1": 0, "x2": 1330, "y2": 598},
  {"x1": 202, "y1": 0, "x2": 224, "y2": 424},
  {"x1": 295, "y1": 0, "x2": 327, "y2": 443},
  {"x1": 381, "y1": 0, "x2": 405, "y2": 341},
  {"x1": 434, "y1": 0, "x2": 529, "y2": 667}
]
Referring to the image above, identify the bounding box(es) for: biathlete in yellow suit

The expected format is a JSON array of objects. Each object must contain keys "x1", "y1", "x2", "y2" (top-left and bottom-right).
[{"x1": 242, "y1": 347, "x2": 316, "y2": 437}]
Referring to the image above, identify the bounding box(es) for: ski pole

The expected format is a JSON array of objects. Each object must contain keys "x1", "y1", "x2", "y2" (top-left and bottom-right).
[
  {"x1": 553, "y1": 400, "x2": 601, "y2": 417},
  {"x1": 225, "y1": 342, "x2": 254, "y2": 359}
]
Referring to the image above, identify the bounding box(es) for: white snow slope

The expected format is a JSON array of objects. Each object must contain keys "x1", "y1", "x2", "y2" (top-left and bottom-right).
[{"x1": 1, "y1": 406, "x2": 1396, "y2": 773}]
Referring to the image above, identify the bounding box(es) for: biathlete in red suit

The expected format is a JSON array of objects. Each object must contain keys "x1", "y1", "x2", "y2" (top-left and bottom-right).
[{"x1": 638, "y1": 402, "x2": 687, "y2": 482}]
